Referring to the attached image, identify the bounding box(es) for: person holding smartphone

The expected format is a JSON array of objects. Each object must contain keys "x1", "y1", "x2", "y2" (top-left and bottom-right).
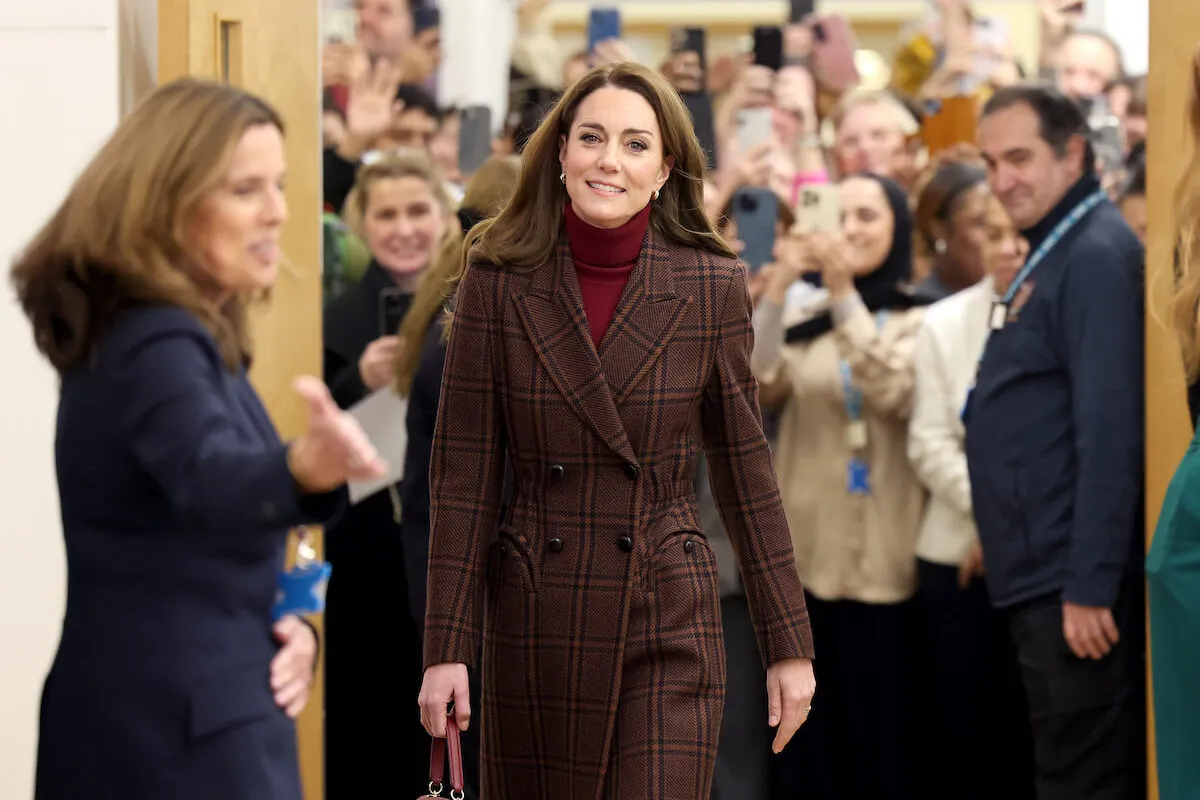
[
  {"x1": 753, "y1": 174, "x2": 932, "y2": 800},
  {"x1": 321, "y1": 152, "x2": 458, "y2": 796}
]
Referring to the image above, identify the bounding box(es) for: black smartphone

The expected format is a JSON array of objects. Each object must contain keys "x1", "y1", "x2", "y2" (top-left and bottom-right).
[
  {"x1": 459, "y1": 104, "x2": 493, "y2": 176},
  {"x1": 670, "y1": 26, "x2": 707, "y2": 62},
  {"x1": 379, "y1": 288, "x2": 407, "y2": 335},
  {"x1": 732, "y1": 188, "x2": 778, "y2": 272},
  {"x1": 789, "y1": 0, "x2": 816, "y2": 23},
  {"x1": 682, "y1": 92, "x2": 718, "y2": 172},
  {"x1": 753, "y1": 26, "x2": 784, "y2": 71},
  {"x1": 413, "y1": 5, "x2": 440, "y2": 34}
]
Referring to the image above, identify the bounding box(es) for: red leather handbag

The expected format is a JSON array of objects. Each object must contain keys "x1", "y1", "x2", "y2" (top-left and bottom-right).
[{"x1": 418, "y1": 722, "x2": 465, "y2": 800}]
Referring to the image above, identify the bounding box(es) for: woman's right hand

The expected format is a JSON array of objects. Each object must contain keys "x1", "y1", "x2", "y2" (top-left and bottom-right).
[
  {"x1": 358, "y1": 334, "x2": 401, "y2": 392},
  {"x1": 419, "y1": 662, "x2": 471, "y2": 736},
  {"x1": 288, "y1": 376, "x2": 386, "y2": 493}
]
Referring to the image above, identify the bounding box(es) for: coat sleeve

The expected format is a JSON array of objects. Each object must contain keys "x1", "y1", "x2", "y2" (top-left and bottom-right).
[
  {"x1": 907, "y1": 315, "x2": 973, "y2": 517},
  {"x1": 1061, "y1": 244, "x2": 1144, "y2": 608},
  {"x1": 113, "y1": 320, "x2": 340, "y2": 531},
  {"x1": 424, "y1": 266, "x2": 507, "y2": 670},
  {"x1": 701, "y1": 264, "x2": 814, "y2": 665},
  {"x1": 833, "y1": 295, "x2": 922, "y2": 419}
]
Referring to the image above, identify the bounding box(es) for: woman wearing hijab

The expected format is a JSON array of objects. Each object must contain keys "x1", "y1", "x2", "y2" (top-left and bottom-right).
[{"x1": 752, "y1": 174, "x2": 929, "y2": 800}]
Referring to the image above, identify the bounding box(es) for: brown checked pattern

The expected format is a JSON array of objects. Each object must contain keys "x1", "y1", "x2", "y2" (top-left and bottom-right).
[{"x1": 424, "y1": 228, "x2": 813, "y2": 799}]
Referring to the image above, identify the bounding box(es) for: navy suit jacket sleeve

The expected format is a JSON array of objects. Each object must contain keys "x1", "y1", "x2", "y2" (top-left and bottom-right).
[
  {"x1": 1061, "y1": 241, "x2": 1145, "y2": 608},
  {"x1": 110, "y1": 310, "x2": 340, "y2": 532}
]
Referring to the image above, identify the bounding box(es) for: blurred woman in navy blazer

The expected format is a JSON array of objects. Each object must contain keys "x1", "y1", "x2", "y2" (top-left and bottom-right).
[{"x1": 9, "y1": 78, "x2": 385, "y2": 800}]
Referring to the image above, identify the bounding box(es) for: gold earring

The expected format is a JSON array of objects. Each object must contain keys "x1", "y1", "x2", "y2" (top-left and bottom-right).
[{"x1": 653, "y1": 188, "x2": 661, "y2": 200}]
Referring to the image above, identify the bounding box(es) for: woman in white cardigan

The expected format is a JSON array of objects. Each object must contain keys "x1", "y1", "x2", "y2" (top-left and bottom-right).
[{"x1": 907, "y1": 192, "x2": 1036, "y2": 800}]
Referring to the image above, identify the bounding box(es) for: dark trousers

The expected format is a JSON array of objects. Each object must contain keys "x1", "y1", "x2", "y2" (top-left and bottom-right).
[
  {"x1": 711, "y1": 595, "x2": 770, "y2": 800},
  {"x1": 1006, "y1": 582, "x2": 1146, "y2": 800},
  {"x1": 324, "y1": 558, "x2": 430, "y2": 796},
  {"x1": 917, "y1": 560, "x2": 1036, "y2": 800},
  {"x1": 772, "y1": 594, "x2": 918, "y2": 800}
]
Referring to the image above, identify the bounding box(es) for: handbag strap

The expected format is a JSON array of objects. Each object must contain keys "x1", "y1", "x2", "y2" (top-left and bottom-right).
[{"x1": 427, "y1": 719, "x2": 465, "y2": 797}]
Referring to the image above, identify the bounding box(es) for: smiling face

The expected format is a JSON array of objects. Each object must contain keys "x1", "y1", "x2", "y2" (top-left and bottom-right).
[
  {"x1": 558, "y1": 86, "x2": 673, "y2": 229},
  {"x1": 187, "y1": 124, "x2": 287, "y2": 294},
  {"x1": 980, "y1": 193, "x2": 1029, "y2": 296},
  {"x1": 362, "y1": 174, "x2": 447, "y2": 281},
  {"x1": 839, "y1": 176, "x2": 895, "y2": 276},
  {"x1": 979, "y1": 101, "x2": 1084, "y2": 230}
]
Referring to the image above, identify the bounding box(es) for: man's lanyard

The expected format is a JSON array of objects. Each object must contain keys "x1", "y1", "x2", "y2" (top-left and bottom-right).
[
  {"x1": 964, "y1": 188, "x2": 1108, "y2": 422},
  {"x1": 985, "y1": 189, "x2": 1108, "y2": 333}
]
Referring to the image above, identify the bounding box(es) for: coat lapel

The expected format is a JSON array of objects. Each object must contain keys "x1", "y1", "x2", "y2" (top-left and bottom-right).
[
  {"x1": 597, "y1": 231, "x2": 689, "y2": 404},
  {"x1": 513, "y1": 242, "x2": 636, "y2": 463}
]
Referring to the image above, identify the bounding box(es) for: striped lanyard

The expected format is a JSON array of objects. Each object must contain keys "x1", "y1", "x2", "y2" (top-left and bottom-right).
[
  {"x1": 981, "y1": 188, "x2": 1107, "y2": 345},
  {"x1": 963, "y1": 188, "x2": 1108, "y2": 421}
]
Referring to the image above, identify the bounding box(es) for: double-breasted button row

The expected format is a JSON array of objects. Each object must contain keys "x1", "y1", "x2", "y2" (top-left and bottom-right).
[{"x1": 547, "y1": 463, "x2": 639, "y2": 481}]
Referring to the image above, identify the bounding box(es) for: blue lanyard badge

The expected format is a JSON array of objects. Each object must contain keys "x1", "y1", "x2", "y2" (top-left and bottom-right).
[
  {"x1": 962, "y1": 188, "x2": 1108, "y2": 423},
  {"x1": 272, "y1": 527, "x2": 332, "y2": 621},
  {"x1": 842, "y1": 310, "x2": 889, "y2": 496}
]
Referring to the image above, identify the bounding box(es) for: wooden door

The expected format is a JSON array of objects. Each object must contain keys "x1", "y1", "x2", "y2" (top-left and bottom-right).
[
  {"x1": 1145, "y1": 3, "x2": 1200, "y2": 798},
  {"x1": 157, "y1": 1, "x2": 325, "y2": 798}
]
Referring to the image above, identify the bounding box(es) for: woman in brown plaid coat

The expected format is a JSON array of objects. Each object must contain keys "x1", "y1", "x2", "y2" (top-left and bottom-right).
[{"x1": 417, "y1": 62, "x2": 816, "y2": 798}]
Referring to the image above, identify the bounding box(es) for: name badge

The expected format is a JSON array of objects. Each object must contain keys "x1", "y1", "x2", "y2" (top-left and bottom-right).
[
  {"x1": 272, "y1": 528, "x2": 332, "y2": 621},
  {"x1": 989, "y1": 301, "x2": 1008, "y2": 331}
]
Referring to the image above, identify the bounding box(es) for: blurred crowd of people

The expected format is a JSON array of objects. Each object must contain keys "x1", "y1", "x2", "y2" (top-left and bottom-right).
[{"x1": 312, "y1": 1, "x2": 1149, "y2": 798}]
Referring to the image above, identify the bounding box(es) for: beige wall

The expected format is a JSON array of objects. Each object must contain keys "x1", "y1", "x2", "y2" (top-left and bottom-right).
[{"x1": 0, "y1": 2, "x2": 120, "y2": 796}]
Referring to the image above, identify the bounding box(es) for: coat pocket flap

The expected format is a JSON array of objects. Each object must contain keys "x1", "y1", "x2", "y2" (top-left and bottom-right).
[{"x1": 188, "y1": 666, "x2": 277, "y2": 740}]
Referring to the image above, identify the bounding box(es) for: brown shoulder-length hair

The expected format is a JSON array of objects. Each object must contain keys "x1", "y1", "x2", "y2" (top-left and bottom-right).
[
  {"x1": 10, "y1": 78, "x2": 284, "y2": 374},
  {"x1": 466, "y1": 61, "x2": 735, "y2": 275},
  {"x1": 1174, "y1": 46, "x2": 1200, "y2": 382},
  {"x1": 393, "y1": 155, "x2": 522, "y2": 397}
]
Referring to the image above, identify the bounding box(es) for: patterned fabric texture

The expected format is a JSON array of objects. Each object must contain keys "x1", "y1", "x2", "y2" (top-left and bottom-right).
[{"x1": 425, "y1": 230, "x2": 813, "y2": 798}]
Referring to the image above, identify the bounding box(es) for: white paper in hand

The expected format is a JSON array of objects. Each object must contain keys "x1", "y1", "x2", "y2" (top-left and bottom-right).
[{"x1": 346, "y1": 388, "x2": 408, "y2": 504}]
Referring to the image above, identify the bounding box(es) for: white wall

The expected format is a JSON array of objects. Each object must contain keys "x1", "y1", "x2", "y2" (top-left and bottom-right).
[
  {"x1": 0, "y1": 2, "x2": 119, "y2": 797},
  {"x1": 1081, "y1": 0, "x2": 1149, "y2": 76}
]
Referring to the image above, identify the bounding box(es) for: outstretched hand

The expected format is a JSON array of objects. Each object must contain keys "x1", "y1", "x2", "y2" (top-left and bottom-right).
[{"x1": 287, "y1": 376, "x2": 386, "y2": 493}]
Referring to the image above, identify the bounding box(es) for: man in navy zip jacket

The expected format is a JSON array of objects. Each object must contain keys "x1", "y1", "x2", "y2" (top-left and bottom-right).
[{"x1": 966, "y1": 85, "x2": 1145, "y2": 800}]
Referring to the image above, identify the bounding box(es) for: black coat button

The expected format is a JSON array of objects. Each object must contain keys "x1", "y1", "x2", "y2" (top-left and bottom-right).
[
  {"x1": 548, "y1": 537, "x2": 564, "y2": 553},
  {"x1": 624, "y1": 463, "x2": 640, "y2": 480},
  {"x1": 549, "y1": 464, "x2": 565, "y2": 482},
  {"x1": 617, "y1": 536, "x2": 633, "y2": 552},
  {"x1": 683, "y1": 539, "x2": 696, "y2": 554}
]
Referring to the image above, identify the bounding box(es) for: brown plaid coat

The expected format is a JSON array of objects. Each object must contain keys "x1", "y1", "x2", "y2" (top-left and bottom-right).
[{"x1": 424, "y1": 229, "x2": 813, "y2": 799}]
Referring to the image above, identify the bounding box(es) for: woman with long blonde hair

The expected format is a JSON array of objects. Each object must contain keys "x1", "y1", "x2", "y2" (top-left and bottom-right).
[
  {"x1": 10, "y1": 78, "x2": 381, "y2": 800},
  {"x1": 319, "y1": 151, "x2": 458, "y2": 796},
  {"x1": 1148, "y1": 43, "x2": 1200, "y2": 800}
]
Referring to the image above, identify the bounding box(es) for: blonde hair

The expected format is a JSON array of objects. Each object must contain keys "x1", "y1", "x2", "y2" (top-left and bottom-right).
[
  {"x1": 10, "y1": 78, "x2": 283, "y2": 372},
  {"x1": 393, "y1": 155, "x2": 522, "y2": 396},
  {"x1": 343, "y1": 151, "x2": 456, "y2": 239},
  {"x1": 1174, "y1": 47, "x2": 1200, "y2": 382}
]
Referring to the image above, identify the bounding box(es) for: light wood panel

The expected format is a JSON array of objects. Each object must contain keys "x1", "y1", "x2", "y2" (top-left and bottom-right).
[
  {"x1": 157, "y1": 0, "x2": 325, "y2": 797},
  {"x1": 1146, "y1": 3, "x2": 1200, "y2": 798}
]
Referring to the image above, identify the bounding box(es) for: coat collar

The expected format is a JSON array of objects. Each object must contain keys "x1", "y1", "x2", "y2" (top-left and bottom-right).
[{"x1": 513, "y1": 225, "x2": 690, "y2": 461}]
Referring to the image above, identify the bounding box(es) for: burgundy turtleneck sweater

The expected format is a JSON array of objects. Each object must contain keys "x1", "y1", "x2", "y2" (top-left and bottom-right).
[{"x1": 564, "y1": 201, "x2": 650, "y2": 348}]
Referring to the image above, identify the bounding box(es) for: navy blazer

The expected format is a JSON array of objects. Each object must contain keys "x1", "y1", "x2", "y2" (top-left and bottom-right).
[
  {"x1": 34, "y1": 306, "x2": 342, "y2": 800},
  {"x1": 964, "y1": 176, "x2": 1145, "y2": 610}
]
